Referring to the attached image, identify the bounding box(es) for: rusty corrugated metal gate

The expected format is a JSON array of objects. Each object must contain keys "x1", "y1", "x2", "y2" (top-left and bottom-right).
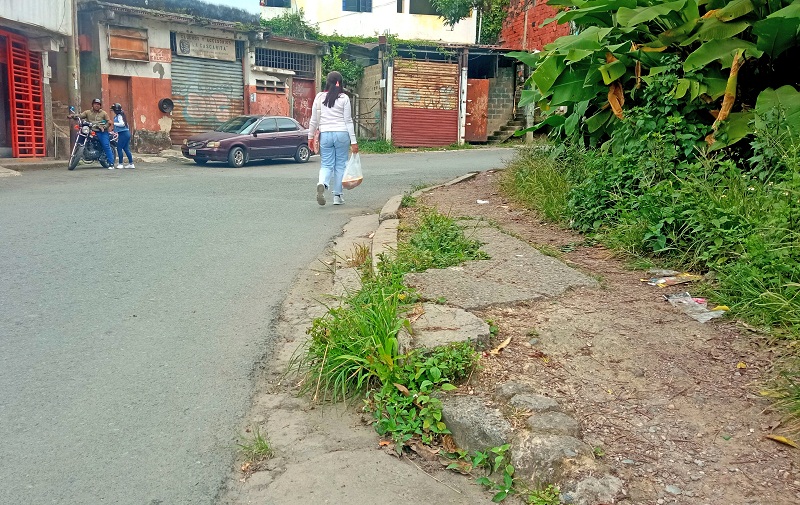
[
  {"x1": 171, "y1": 57, "x2": 244, "y2": 142},
  {"x1": 392, "y1": 59, "x2": 459, "y2": 147},
  {"x1": 1, "y1": 30, "x2": 45, "y2": 157}
]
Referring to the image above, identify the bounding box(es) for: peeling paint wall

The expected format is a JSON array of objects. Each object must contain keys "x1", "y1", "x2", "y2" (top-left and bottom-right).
[{"x1": 246, "y1": 85, "x2": 290, "y2": 116}]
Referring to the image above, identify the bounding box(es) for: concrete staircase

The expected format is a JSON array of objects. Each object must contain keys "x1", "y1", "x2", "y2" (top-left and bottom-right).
[{"x1": 487, "y1": 111, "x2": 525, "y2": 144}]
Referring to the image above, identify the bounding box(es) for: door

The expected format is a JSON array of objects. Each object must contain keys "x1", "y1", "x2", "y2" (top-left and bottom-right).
[
  {"x1": 1, "y1": 30, "x2": 45, "y2": 158},
  {"x1": 465, "y1": 79, "x2": 489, "y2": 142},
  {"x1": 249, "y1": 118, "x2": 278, "y2": 158},
  {"x1": 171, "y1": 57, "x2": 244, "y2": 143},
  {"x1": 275, "y1": 117, "x2": 302, "y2": 156},
  {"x1": 291, "y1": 78, "x2": 316, "y2": 128},
  {"x1": 108, "y1": 76, "x2": 132, "y2": 133},
  {"x1": 392, "y1": 59, "x2": 459, "y2": 147}
]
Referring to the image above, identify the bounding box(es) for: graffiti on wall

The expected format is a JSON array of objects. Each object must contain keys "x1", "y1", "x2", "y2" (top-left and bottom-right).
[
  {"x1": 395, "y1": 85, "x2": 457, "y2": 110},
  {"x1": 172, "y1": 83, "x2": 237, "y2": 125}
]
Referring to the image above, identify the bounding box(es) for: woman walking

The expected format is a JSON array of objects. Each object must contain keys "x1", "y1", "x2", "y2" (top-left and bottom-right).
[
  {"x1": 112, "y1": 103, "x2": 134, "y2": 169},
  {"x1": 308, "y1": 71, "x2": 358, "y2": 206}
]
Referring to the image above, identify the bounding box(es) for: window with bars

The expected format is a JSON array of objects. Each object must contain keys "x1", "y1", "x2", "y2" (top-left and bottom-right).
[
  {"x1": 260, "y1": 0, "x2": 291, "y2": 6},
  {"x1": 254, "y1": 48, "x2": 315, "y2": 78},
  {"x1": 343, "y1": 0, "x2": 372, "y2": 12},
  {"x1": 255, "y1": 77, "x2": 286, "y2": 93}
]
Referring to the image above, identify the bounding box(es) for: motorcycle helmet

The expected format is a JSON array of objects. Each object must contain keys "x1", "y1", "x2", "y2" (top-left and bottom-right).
[
  {"x1": 92, "y1": 98, "x2": 102, "y2": 105},
  {"x1": 112, "y1": 103, "x2": 122, "y2": 113}
]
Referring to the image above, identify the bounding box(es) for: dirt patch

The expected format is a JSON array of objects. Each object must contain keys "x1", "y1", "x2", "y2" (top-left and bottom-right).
[{"x1": 415, "y1": 170, "x2": 799, "y2": 504}]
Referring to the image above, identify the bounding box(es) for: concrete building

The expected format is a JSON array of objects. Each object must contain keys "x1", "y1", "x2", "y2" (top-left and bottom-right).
[
  {"x1": 77, "y1": 0, "x2": 325, "y2": 152},
  {"x1": 261, "y1": 0, "x2": 477, "y2": 44},
  {"x1": 0, "y1": 0, "x2": 75, "y2": 158}
]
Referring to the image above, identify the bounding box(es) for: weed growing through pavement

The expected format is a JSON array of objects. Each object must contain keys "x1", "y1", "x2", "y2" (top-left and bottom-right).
[{"x1": 237, "y1": 426, "x2": 273, "y2": 469}]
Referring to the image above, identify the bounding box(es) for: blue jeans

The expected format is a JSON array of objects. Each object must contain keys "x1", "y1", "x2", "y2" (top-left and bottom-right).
[
  {"x1": 319, "y1": 131, "x2": 350, "y2": 196},
  {"x1": 96, "y1": 131, "x2": 115, "y2": 166},
  {"x1": 116, "y1": 129, "x2": 133, "y2": 164}
]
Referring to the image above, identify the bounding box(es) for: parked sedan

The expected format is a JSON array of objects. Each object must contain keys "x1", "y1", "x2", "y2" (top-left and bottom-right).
[{"x1": 181, "y1": 115, "x2": 312, "y2": 167}]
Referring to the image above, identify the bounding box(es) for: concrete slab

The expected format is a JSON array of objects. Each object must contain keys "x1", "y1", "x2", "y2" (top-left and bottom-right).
[
  {"x1": 407, "y1": 303, "x2": 491, "y2": 350},
  {"x1": 379, "y1": 194, "x2": 403, "y2": 222},
  {"x1": 371, "y1": 218, "x2": 398, "y2": 270},
  {"x1": 406, "y1": 226, "x2": 598, "y2": 310},
  {"x1": 0, "y1": 167, "x2": 21, "y2": 177}
]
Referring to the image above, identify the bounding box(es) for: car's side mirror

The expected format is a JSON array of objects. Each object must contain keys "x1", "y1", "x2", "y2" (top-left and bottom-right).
[{"x1": 252, "y1": 132, "x2": 258, "y2": 137}]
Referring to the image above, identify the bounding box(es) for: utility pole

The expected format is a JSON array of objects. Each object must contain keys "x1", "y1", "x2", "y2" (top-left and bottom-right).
[{"x1": 66, "y1": 0, "x2": 80, "y2": 110}]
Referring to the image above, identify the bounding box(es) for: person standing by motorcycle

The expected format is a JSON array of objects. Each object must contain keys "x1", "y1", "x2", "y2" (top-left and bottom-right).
[
  {"x1": 111, "y1": 103, "x2": 134, "y2": 169},
  {"x1": 75, "y1": 98, "x2": 115, "y2": 169}
]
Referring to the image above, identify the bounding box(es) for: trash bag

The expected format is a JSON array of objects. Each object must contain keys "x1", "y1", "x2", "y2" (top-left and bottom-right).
[{"x1": 342, "y1": 153, "x2": 363, "y2": 190}]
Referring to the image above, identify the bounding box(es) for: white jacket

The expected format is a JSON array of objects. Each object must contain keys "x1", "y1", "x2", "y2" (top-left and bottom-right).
[{"x1": 308, "y1": 92, "x2": 357, "y2": 144}]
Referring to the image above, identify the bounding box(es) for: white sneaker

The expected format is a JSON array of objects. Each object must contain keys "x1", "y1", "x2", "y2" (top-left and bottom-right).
[
  {"x1": 316, "y1": 183, "x2": 326, "y2": 206},
  {"x1": 333, "y1": 195, "x2": 344, "y2": 205},
  {"x1": 108, "y1": 165, "x2": 115, "y2": 170},
  {"x1": 116, "y1": 164, "x2": 123, "y2": 169},
  {"x1": 124, "y1": 163, "x2": 135, "y2": 169}
]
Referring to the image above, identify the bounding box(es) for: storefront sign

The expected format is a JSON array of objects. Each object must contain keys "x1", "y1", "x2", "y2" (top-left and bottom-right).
[
  {"x1": 149, "y1": 47, "x2": 172, "y2": 63},
  {"x1": 175, "y1": 33, "x2": 235, "y2": 61}
]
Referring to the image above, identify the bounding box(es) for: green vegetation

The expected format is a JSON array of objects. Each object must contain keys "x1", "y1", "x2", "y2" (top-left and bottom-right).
[
  {"x1": 237, "y1": 426, "x2": 273, "y2": 465},
  {"x1": 508, "y1": 0, "x2": 800, "y2": 427},
  {"x1": 292, "y1": 208, "x2": 486, "y2": 451},
  {"x1": 358, "y1": 139, "x2": 397, "y2": 154}
]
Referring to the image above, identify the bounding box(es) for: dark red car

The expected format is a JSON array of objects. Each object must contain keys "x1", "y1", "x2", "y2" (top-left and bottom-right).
[{"x1": 181, "y1": 115, "x2": 312, "y2": 167}]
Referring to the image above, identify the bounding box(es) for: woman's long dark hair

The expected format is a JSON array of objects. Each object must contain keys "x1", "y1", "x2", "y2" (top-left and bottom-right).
[{"x1": 322, "y1": 71, "x2": 343, "y2": 108}]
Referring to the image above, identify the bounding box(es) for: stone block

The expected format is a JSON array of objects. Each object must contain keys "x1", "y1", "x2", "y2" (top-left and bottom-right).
[{"x1": 440, "y1": 395, "x2": 513, "y2": 453}]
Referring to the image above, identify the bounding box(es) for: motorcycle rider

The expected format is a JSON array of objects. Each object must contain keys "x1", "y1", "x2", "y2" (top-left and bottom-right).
[{"x1": 73, "y1": 98, "x2": 116, "y2": 169}]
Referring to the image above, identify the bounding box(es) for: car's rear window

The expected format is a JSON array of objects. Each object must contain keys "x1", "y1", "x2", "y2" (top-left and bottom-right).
[{"x1": 216, "y1": 117, "x2": 259, "y2": 134}]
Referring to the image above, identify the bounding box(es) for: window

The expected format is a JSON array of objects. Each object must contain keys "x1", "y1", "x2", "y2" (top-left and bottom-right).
[
  {"x1": 260, "y1": 0, "x2": 291, "y2": 6},
  {"x1": 397, "y1": 0, "x2": 403, "y2": 13},
  {"x1": 276, "y1": 118, "x2": 299, "y2": 132},
  {"x1": 108, "y1": 26, "x2": 149, "y2": 61},
  {"x1": 254, "y1": 48, "x2": 315, "y2": 79},
  {"x1": 255, "y1": 118, "x2": 278, "y2": 133},
  {"x1": 255, "y1": 77, "x2": 287, "y2": 93},
  {"x1": 409, "y1": 0, "x2": 438, "y2": 15},
  {"x1": 343, "y1": 0, "x2": 372, "y2": 12}
]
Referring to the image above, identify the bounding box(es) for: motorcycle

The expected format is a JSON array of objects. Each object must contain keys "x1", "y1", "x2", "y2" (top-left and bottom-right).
[{"x1": 67, "y1": 106, "x2": 118, "y2": 170}]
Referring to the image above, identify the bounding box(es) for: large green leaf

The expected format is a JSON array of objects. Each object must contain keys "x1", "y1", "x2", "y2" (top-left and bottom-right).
[
  {"x1": 518, "y1": 89, "x2": 539, "y2": 107},
  {"x1": 508, "y1": 51, "x2": 540, "y2": 68},
  {"x1": 714, "y1": 0, "x2": 755, "y2": 22},
  {"x1": 617, "y1": 0, "x2": 687, "y2": 26},
  {"x1": 755, "y1": 85, "x2": 800, "y2": 136},
  {"x1": 711, "y1": 111, "x2": 754, "y2": 150},
  {"x1": 551, "y1": 0, "x2": 636, "y2": 25},
  {"x1": 550, "y1": 68, "x2": 603, "y2": 106},
  {"x1": 532, "y1": 55, "x2": 565, "y2": 95},
  {"x1": 691, "y1": 18, "x2": 750, "y2": 42},
  {"x1": 599, "y1": 59, "x2": 627, "y2": 84},
  {"x1": 753, "y1": 1, "x2": 800, "y2": 59},
  {"x1": 684, "y1": 39, "x2": 760, "y2": 71},
  {"x1": 544, "y1": 26, "x2": 613, "y2": 52},
  {"x1": 657, "y1": 18, "x2": 700, "y2": 45},
  {"x1": 585, "y1": 109, "x2": 614, "y2": 133},
  {"x1": 564, "y1": 100, "x2": 590, "y2": 136}
]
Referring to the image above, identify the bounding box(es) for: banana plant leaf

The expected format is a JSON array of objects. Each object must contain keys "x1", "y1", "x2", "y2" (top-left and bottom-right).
[
  {"x1": 684, "y1": 39, "x2": 761, "y2": 71},
  {"x1": 753, "y1": 1, "x2": 800, "y2": 59},
  {"x1": 714, "y1": 0, "x2": 755, "y2": 22},
  {"x1": 617, "y1": 0, "x2": 687, "y2": 26},
  {"x1": 710, "y1": 111, "x2": 754, "y2": 150},
  {"x1": 755, "y1": 85, "x2": 800, "y2": 137}
]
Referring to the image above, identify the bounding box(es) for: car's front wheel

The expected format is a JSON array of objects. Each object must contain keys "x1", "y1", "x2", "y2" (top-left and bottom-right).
[
  {"x1": 227, "y1": 147, "x2": 247, "y2": 168},
  {"x1": 294, "y1": 144, "x2": 310, "y2": 163}
]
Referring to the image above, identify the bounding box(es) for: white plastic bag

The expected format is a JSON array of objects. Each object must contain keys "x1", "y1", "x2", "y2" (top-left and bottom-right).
[{"x1": 342, "y1": 153, "x2": 363, "y2": 190}]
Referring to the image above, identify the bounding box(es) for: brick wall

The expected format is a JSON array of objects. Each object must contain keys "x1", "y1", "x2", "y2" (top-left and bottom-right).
[
  {"x1": 487, "y1": 67, "x2": 514, "y2": 135},
  {"x1": 498, "y1": 0, "x2": 570, "y2": 51}
]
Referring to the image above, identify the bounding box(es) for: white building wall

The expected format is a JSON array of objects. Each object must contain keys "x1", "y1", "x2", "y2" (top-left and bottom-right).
[
  {"x1": 262, "y1": 0, "x2": 476, "y2": 44},
  {"x1": 0, "y1": 0, "x2": 73, "y2": 36}
]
